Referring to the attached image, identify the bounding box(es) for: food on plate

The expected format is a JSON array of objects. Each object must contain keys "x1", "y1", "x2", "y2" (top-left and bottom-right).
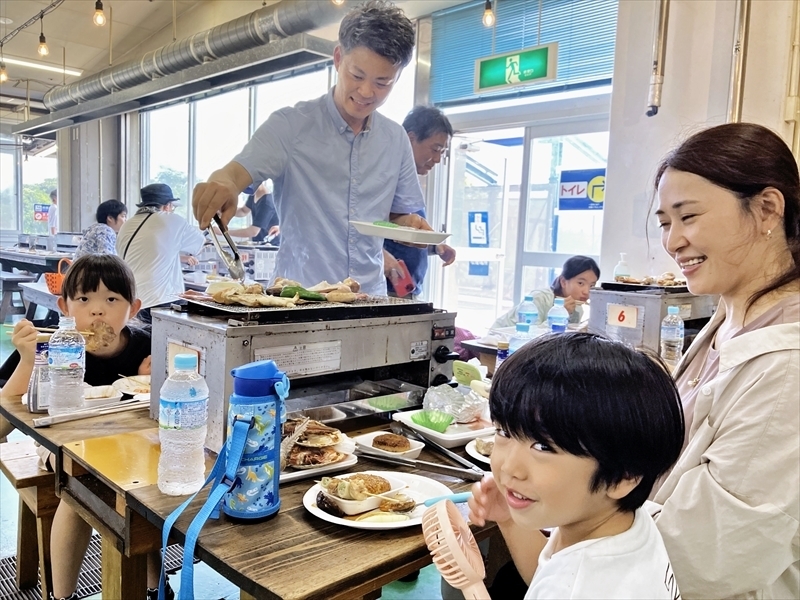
[
  {"x1": 372, "y1": 433, "x2": 411, "y2": 453},
  {"x1": 320, "y1": 473, "x2": 391, "y2": 501},
  {"x1": 316, "y1": 490, "x2": 345, "y2": 517},
  {"x1": 379, "y1": 494, "x2": 416, "y2": 512},
  {"x1": 85, "y1": 321, "x2": 116, "y2": 352},
  {"x1": 615, "y1": 272, "x2": 687, "y2": 287},
  {"x1": 279, "y1": 416, "x2": 310, "y2": 471},
  {"x1": 285, "y1": 419, "x2": 343, "y2": 447},
  {"x1": 410, "y1": 409, "x2": 455, "y2": 433},
  {"x1": 285, "y1": 445, "x2": 346, "y2": 469},
  {"x1": 353, "y1": 510, "x2": 410, "y2": 523},
  {"x1": 83, "y1": 385, "x2": 116, "y2": 399},
  {"x1": 475, "y1": 437, "x2": 494, "y2": 457}
]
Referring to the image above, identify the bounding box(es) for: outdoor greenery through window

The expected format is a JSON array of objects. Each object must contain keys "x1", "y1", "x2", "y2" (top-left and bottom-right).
[{"x1": 22, "y1": 153, "x2": 58, "y2": 235}]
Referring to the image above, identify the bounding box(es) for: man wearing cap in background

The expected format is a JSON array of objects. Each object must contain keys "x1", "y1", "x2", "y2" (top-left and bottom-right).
[{"x1": 117, "y1": 183, "x2": 206, "y2": 324}]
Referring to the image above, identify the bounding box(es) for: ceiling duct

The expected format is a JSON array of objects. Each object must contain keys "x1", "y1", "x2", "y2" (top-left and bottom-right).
[
  {"x1": 14, "y1": 0, "x2": 348, "y2": 136},
  {"x1": 45, "y1": 0, "x2": 347, "y2": 111}
]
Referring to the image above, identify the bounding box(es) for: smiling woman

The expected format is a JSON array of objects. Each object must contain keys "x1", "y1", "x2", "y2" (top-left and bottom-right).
[{"x1": 650, "y1": 122, "x2": 800, "y2": 598}]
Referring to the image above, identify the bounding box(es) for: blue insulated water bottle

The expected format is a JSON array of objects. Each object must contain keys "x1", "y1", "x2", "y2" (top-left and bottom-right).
[{"x1": 223, "y1": 360, "x2": 289, "y2": 520}]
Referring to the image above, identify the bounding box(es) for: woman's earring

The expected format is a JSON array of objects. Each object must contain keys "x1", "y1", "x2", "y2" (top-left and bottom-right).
[{"x1": 767, "y1": 229, "x2": 772, "y2": 239}]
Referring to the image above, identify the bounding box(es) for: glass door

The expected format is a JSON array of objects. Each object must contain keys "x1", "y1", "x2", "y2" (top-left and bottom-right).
[{"x1": 438, "y1": 127, "x2": 525, "y2": 334}]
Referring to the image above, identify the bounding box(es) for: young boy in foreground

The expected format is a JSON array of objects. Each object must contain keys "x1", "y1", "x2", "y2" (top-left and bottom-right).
[{"x1": 469, "y1": 332, "x2": 684, "y2": 599}]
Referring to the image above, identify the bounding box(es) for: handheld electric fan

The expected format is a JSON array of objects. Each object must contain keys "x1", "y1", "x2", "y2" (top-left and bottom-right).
[{"x1": 421, "y1": 500, "x2": 490, "y2": 600}]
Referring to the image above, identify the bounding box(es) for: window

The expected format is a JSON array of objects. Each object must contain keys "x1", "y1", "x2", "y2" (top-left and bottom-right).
[
  {"x1": 0, "y1": 136, "x2": 19, "y2": 231},
  {"x1": 254, "y1": 69, "x2": 329, "y2": 127},
  {"x1": 22, "y1": 153, "x2": 58, "y2": 235},
  {"x1": 145, "y1": 103, "x2": 190, "y2": 221}
]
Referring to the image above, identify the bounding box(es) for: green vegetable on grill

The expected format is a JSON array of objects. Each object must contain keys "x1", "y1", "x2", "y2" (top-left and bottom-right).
[{"x1": 279, "y1": 286, "x2": 326, "y2": 301}]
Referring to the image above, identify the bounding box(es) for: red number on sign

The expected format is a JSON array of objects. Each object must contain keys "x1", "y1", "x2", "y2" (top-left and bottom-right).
[{"x1": 617, "y1": 311, "x2": 626, "y2": 323}]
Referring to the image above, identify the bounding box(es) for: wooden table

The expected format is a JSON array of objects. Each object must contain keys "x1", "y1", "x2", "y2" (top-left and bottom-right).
[
  {"x1": 2, "y1": 396, "x2": 497, "y2": 600},
  {"x1": 0, "y1": 248, "x2": 71, "y2": 275},
  {"x1": 19, "y1": 280, "x2": 61, "y2": 320},
  {"x1": 0, "y1": 395, "x2": 160, "y2": 599}
]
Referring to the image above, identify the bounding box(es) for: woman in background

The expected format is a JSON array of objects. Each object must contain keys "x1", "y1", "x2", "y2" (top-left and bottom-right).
[
  {"x1": 74, "y1": 199, "x2": 127, "y2": 259},
  {"x1": 492, "y1": 255, "x2": 599, "y2": 329},
  {"x1": 652, "y1": 122, "x2": 799, "y2": 597}
]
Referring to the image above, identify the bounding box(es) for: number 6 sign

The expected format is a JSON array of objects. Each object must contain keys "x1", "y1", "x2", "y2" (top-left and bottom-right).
[{"x1": 607, "y1": 304, "x2": 638, "y2": 329}]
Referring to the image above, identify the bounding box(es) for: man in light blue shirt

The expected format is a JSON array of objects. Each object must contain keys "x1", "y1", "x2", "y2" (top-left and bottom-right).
[{"x1": 192, "y1": 1, "x2": 430, "y2": 296}]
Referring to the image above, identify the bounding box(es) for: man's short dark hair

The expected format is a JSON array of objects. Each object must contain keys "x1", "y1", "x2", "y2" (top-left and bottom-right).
[
  {"x1": 338, "y1": 0, "x2": 415, "y2": 67},
  {"x1": 49, "y1": 189, "x2": 57, "y2": 200},
  {"x1": 491, "y1": 332, "x2": 685, "y2": 512},
  {"x1": 402, "y1": 106, "x2": 454, "y2": 142},
  {"x1": 96, "y1": 199, "x2": 127, "y2": 224}
]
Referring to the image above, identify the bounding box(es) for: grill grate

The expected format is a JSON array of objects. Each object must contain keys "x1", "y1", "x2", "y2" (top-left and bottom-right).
[
  {"x1": 183, "y1": 295, "x2": 427, "y2": 313},
  {"x1": 0, "y1": 536, "x2": 187, "y2": 599}
]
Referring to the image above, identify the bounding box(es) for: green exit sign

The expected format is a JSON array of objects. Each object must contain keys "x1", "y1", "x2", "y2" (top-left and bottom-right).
[{"x1": 474, "y1": 42, "x2": 558, "y2": 94}]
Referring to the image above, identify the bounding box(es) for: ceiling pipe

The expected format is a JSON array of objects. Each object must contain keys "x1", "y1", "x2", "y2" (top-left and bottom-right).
[
  {"x1": 645, "y1": 0, "x2": 670, "y2": 117},
  {"x1": 727, "y1": 0, "x2": 751, "y2": 123},
  {"x1": 43, "y1": 0, "x2": 350, "y2": 112}
]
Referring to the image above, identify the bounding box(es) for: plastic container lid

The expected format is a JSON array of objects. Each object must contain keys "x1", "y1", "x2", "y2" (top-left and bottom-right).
[
  {"x1": 515, "y1": 323, "x2": 531, "y2": 333},
  {"x1": 230, "y1": 359, "x2": 286, "y2": 397},
  {"x1": 667, "y1": 305, "x2": 680, "y2": 315},
  {"x1": 174, "y1": 353, "x2": 198, "y2": 370}
]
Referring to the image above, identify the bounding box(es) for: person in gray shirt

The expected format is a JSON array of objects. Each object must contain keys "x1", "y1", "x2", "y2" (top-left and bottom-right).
[{"x1": 192, "y1": 1, "x2": 432, "y2": 295}]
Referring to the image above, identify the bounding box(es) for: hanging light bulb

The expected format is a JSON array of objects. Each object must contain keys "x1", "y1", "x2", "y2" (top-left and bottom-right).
[
  {"x1": 93, "y1": 0, "x2": 106, "y2": 26},
  {"x1": 482, "y1": 0, "x2": 495, "y2": 27},
  {"x1": 0, "y1": 62, "x2": 8, "y2": 83},
  {"x1": 331, "y1": 0, "x2": 346, "y2": 5},
  {"x1": 38, "y1": 18, "x2": 49, "y2": 56}
]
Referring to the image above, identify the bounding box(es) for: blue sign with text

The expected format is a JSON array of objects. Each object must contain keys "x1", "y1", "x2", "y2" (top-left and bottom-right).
[{"x1": 558, "y1": 169, "x2": 606, "y2": 211}]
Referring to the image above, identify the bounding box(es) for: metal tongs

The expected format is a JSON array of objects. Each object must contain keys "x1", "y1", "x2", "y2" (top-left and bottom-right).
[{"x1": 207, "y1": 214, "x2": 245, "y2": 281}]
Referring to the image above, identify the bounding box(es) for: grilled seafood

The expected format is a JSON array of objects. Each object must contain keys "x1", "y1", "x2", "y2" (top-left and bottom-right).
[
  {"x1": 279, "y1": 417, "x2": 309, "y2": 471},
  {"x1": 475, "y1": 437, "x2": 494, "y2": 457},
  {"x1": 285, "y1": 445, "x2": 346, "y2": 469},
  {"x1": 284, "y1": 419, "x2": 343, "y2": 448},
  {"x1": 319, "y1": 473, "x2": 391, "y2": 501},
  {"x1": 85, "y1": 321, "x2": 116, "y2": 352}
]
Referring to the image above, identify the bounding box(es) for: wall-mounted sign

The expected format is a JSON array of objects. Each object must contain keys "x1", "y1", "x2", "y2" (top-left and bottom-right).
[
  {"x1": 468, "y1": 211, "x2": 489, "y2": 247},
  {"x1": 33, "y1": 203, "x2": 50, "y2": 221},
  {"x1": 558, "y1": 168, "x2": 606, "y2": 211},
  {"x1": 474, "y1": 43, "x2": 558, "y2": 94}
]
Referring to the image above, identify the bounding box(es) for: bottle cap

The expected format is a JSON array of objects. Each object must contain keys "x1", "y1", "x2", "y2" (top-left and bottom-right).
[
  {"x1": 667, "y1": 305, "x2": 680, "y2": 315},
  {"x1": 515, "y1": 323, "x2": 530, "y2": 333},
  {"x1": 58, "y1": 316, "x2": 76, "y2": 327},
  {"x1": 174, "y1": 353, "x2": 198, "y2": 370},
  {"x1": 523, "y1": 295, "x2": 533, "y2": 301},
  {"x1": 497, "y1": 341, "x2": 510, "y2": 349},
  {"x1": 619, "y1": 252, "x2": 627, "y2": 261},
  {"x1": 554, "y1": 298, "x2": 565, "y2": 307},
  {"x1": 231, "y1": 359, "x2": 287, "y2": 397}
]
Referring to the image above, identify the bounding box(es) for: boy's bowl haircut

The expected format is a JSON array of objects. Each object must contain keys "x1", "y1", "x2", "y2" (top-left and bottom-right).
[{"x1": 490, "y1": 332, "x2": 685, "y2": 512}]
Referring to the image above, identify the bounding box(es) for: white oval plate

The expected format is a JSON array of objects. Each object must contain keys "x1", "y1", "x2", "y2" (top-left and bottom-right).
[
  {"x1": 350, "y1": 221, "x2": 450, "y2": 245},
  {"x1": 280, "y1": 453, "x2": 358, "y2": 484},
  {"x1": 465, "y1": 437, "x2": 492, "y2": 465},
  {"x1": 303, "y1": 471, "x2": 452, "y2": 530},
  {"x1": 112, "y1": 375, "x2": 151, "y2": 395}
]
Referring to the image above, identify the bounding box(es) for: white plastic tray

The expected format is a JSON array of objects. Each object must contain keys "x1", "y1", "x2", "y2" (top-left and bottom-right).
[
  {"x1": 351, "y1": 431, "x2": 425, "y2": 459},
  {"x1": 351, "y1": 221, "x2": 450, "y2": 245},
  {"x1": 392, "y1": 410, "x2": 495, "y2": 448},
  {"x1": 280, "y1": 453, "x2": 357, "y2": 484}
]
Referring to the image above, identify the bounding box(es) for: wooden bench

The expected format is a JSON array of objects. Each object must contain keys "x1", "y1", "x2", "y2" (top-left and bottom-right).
[
  {"x1": 0, "y1": 272, "x2": 37, "y2": 323},
  {"x1": 0, "y1": 438, "x2": 57, "y2": 598}
]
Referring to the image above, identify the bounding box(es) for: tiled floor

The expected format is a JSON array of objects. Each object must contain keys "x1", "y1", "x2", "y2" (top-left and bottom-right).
[{"x1": 0, "y1": 313, "x2": 444, "y2": 599}]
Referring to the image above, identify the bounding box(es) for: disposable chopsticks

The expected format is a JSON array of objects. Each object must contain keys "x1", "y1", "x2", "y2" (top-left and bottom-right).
[
  {"x1": 3, "y1": 324, "x2": 94, "y2": 335},
  {"x1": 33, "y1": 398, "x2": 149, "y2": 427}
]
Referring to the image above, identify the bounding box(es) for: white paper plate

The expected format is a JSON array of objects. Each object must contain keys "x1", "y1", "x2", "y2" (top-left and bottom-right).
[
  {"x1": 392, "y1": 410, "x2": 495, "y2": 449},
  {"x1": 351, "y1": 221, "x2": 450, "y2": 245},
  {"x1": 112, "y1": 375, "x2": 151, "y2": 395},
  {"x1": 351, "y1": 431, "x2": 425, "y2": 460},
  {"x1": 303, "y1": 471, "x2": 452, "y2": 530},
  {"x1": 280, "y1": 453, "x2": 357, "y2": 484},
  {"x1": 465, "y1": 437, "x2": 493, "y2": 465}
]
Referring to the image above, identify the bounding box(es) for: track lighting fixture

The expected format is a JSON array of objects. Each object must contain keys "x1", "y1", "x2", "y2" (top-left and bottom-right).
[
  {"x1": 38, "y1": 17, "x2": 49, "y2": 56},
  {"x1": 482, "y1": 0, "x2": 495, "y2": 27},
  {"x1": 93, "y1": 0, "x2": 106, "y2": 26}
]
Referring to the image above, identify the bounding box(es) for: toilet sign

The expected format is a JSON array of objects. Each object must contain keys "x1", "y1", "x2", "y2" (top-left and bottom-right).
[{"x1": 558, "y1": 169, "x2": 606, "y2": 211}]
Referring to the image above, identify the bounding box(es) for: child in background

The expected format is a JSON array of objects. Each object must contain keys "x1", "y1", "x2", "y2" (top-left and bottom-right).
[
  {"x1": 469, "y1": 332, "x2": 684, "y2": 599},
  {"x1": 0, "y1": 255, "x2": 167, "y2": 600}
]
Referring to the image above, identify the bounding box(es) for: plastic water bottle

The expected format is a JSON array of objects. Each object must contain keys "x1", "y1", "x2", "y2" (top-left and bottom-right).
[
  {"x1": 517, "y1": 295, "x2": 538, "y2": 325},
  {"x1": 547, "y1": 298, "x2": 570, "y2": 333},
  {"x1": 495, "y1": 341, "x2": 510, "y2": 372},
  {"x1": 660, "y1": 306, "x2": 684, "y2": 371},
  {"x1": 509, "y1": 323, "x2": 532, "y2": 355},
  {"x1": 47, "y1": 317, "x2": 85, "y2": 416},
  {"x1": 27, "y1": 334, "x2": 51, "y2": 413},
  {"x1": 158, "y1": 354, "x2": 209, "y2": 496}
]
